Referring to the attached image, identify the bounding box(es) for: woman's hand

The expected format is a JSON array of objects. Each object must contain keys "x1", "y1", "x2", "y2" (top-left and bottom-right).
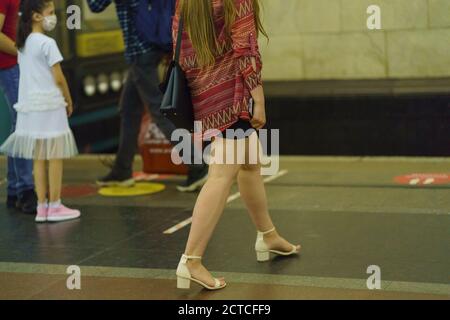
[{"x1": 250, "y1": 100, "x2": 266, "y2": 129}]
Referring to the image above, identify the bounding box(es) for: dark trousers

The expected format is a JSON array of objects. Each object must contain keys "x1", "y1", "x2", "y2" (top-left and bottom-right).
[{"x1": 112, "y1": 48, "x2": 202, "y2": 177}]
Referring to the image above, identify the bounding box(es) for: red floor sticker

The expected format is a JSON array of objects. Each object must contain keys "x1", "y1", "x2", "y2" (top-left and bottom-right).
[
  {"x1": 62, "y1": 184, "x2": 99, "y2": 198},
  {"x1": 394, "y1": 173, "x2": 450, "y2": 186}
]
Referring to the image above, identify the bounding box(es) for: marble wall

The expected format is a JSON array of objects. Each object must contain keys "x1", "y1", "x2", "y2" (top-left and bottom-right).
[{"x1": 258, "y1": 0, "x2": 450, "y2": 80}]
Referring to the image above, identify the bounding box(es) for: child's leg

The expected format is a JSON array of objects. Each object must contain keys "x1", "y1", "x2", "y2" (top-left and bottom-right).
[
  {"x1": 48, "y1": 159, "x2": 63, "y2": 203},
  {"x1": 33, "y1": 160, "x2": 48, "y2": 204},
  {"x1": 46, "y1": 159, "x2": 80, "y2": 221}
]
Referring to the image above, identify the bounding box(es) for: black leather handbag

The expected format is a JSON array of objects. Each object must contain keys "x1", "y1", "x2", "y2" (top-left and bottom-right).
[{"x1": 160, "y1": 16, "x2": 195, "y2": 133}]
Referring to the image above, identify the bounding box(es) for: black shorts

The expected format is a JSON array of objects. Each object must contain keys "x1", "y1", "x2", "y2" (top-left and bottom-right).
[{"x1": 221, "y1": 119, "x2": 257, "y2": 140}]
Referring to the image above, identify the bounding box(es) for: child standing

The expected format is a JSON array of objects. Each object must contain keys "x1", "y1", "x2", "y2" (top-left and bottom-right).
[{"x1": 0, "y1": 0, "x2": 80, "y2": 222}]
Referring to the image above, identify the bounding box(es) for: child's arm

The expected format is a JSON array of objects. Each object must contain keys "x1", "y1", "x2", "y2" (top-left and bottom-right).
[
  {"x1": 52, "y1": 63, "x2": 73, "y2": 117},
  {"x1": 0, "y1": 14, "x2": 17, "y2": 56}
]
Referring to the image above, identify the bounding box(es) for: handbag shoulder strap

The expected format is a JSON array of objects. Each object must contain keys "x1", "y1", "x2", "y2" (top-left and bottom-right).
[{"x1": 174, "y1": 15, "x2": 184, "y2": 63}]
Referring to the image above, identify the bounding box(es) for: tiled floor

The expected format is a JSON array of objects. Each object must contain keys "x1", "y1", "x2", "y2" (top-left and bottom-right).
[{"x1": 0, "y1": 156, "x2": 449, "y2": 299}]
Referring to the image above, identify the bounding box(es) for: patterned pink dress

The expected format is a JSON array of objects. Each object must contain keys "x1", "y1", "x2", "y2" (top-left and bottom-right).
[{"x1": 173, "y1": 0, "x2": 263, "y2": 137}]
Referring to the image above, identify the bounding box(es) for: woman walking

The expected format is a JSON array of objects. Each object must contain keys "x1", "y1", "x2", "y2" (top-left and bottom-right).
[{"x1": 174, "y1": 0, "x2": 301, "y2": 290}]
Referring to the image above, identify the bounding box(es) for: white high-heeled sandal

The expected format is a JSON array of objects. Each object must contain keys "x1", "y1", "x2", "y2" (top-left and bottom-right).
[
  {"x1": 255, "y1": 227, "x2": 300, "y2": 262},
  {"x1": 176, "y1": 254, "x2": 227, "y2": 290}
]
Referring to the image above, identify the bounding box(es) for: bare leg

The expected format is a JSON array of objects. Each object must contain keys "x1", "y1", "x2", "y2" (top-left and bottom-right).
[
  {"x1": 238, "y1": 164, "x2": 273, "y2": 231},
  {"x1": 33, "y1": 160, "x2": 48, "y2": 204},
  {"x1": 238, "y1": 133, "x2": 301, "y2": 252},
  {"x1": 184, "y1": 137, "x2": 241, "y2": 287},
  {"x1": 48, "y1": 159, "x2": 63, "y2": 203}
]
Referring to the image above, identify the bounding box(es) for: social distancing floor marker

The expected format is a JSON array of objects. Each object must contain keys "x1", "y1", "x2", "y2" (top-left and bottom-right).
[
  {"x1": 98, "y1": 182, "x2": 166, "y2": 197},
  {"x1": 62, "y1": 184, "x2": 98, "y2": 198},
  {"x1": 394, "y1": 173, "x2": 450, "y2": 186},
  {"x1": 163, "y1": 170, "x2": 288, "y2": 234}
]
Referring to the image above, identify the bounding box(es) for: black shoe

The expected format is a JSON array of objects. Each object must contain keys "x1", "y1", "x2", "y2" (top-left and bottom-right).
[
  {"x1": 17, "y1": 189, "x2": 37, "y2": 215},
  {"x1": 6, "y1": 195, "x2": 18, "y2": 209},
  {"x1": 96, "y1": 171, "x2": 135, "y2": 187},
  {"x1": 176, "y1": 165, "x2": 209, "y2": 192}
]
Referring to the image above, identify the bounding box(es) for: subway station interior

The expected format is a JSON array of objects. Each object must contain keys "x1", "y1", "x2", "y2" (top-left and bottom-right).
[{"x1": 0, "y1": 0, "x2": 449, "y2": 300}]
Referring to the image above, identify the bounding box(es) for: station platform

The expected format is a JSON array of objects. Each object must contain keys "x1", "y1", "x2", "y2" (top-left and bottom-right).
[{"x1": 0, "y1": 155, "x2": 449, "y2": 300}]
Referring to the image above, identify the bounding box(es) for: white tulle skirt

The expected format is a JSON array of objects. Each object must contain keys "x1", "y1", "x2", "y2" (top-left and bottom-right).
[{"x1": 0, "y1": 107, "x2": 78, "y2": 160}]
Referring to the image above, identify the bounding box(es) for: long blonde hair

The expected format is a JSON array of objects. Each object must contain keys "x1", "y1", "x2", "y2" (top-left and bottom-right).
[{"x1": 180, "y1": 0, "x2": 268, "y2": 67}]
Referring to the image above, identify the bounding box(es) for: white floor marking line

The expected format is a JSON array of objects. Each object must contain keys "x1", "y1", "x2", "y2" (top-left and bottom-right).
[
  {"x1": 263, "y1": 169, "x2": 288, "y2": 183},
  {"x1": 163, "y1": 170, "x2": 288, "y2": 235},
  {"x1": 163, "y1": 217, "x2": 193, "y2": 235}
]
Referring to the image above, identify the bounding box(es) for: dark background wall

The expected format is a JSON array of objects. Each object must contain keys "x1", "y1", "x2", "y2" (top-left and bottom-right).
[{"x1": 266, "y1": 94, "x2": 450, "y2": 156}]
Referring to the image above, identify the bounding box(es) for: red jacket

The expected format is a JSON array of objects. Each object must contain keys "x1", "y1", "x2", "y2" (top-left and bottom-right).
[{"x1": 0, "y1": 0, "x2": 19, "y2": 69}]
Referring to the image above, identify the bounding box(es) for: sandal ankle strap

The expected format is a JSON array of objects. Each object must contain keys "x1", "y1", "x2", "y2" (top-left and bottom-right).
[
  {"x1": 259, "y1": 227, "x2": 276, "y2": 235},
  {"x1": 181, "y1": 254, "x2": 202, "y2": 263}
]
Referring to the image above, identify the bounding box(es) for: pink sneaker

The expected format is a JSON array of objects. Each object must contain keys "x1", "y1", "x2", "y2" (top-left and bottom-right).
[
  {"x1": 47, "y1": 205, "x2": 81, "y2": 222},
  {"x1": 35, "y1": 206, "x2": 48, "y2": 223}
]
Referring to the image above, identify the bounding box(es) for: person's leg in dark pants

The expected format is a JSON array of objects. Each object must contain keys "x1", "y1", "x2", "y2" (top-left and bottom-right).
[
  {"x1": 98, "y1": 49, "x2": 208, "y2": 190},
  {"x1": 96, "y1": 64, "x2": 143, "y2": 186},
  {"x1": 0, "y1": 65, "x2": 36, "y2": 213},
  {"x1": 133, "y1": 50, "x2": 176, "y2": 145},
  {"x1": 134, "y1": 49, "x2": 208, "y2": 192}
]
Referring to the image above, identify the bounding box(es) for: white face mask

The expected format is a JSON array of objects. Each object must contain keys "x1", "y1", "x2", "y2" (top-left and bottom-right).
[{"x1": 42, "y1": 15, "x2": 57, "y2": 32}]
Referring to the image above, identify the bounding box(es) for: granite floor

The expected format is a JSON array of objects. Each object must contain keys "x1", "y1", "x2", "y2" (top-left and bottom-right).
[{"x1": 0, "y1": 155, "x2": 449, "y2": 300}]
